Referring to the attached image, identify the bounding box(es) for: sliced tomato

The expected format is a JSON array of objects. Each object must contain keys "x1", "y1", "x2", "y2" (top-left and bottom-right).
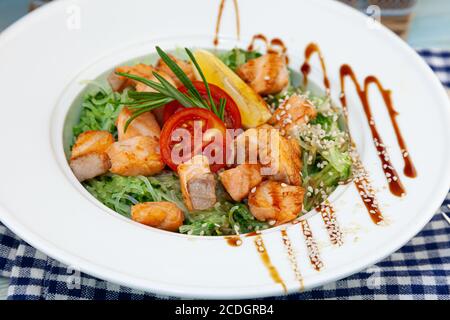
[
  {"x1": 163, "y1": 81, "x2": 242, "y2": 129},
  {"x1": 160, "y1": 108, "x2": 228, "y2": 172}
]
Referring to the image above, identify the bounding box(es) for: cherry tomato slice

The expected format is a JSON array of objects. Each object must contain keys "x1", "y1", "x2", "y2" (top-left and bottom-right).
[
  {"x1": 163, "y1": 81, "x2": 242, "y2": 129},
  {"x1": 160, "y1": 108, "x2": 227, "y2": 172}
]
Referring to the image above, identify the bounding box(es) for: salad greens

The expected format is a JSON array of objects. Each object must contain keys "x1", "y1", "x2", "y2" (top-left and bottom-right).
[
  {"x1": 179, "y1": 202, "x2": 269, "y2": 236},
  {"x1": 297, "y1": 94, "x2": 352, "y2": 211},
  {"x1": 219, "y1": 48, "x2": 262, "y2": 71},
  {"x1": 85, "y1": 172, "x2": 268, "y2": 236},
  {"x1": 72, "y1": 89, "x2": 126, "y2": 141},
  {"x1": 84, "y1": 173, "x2": 181, "y2": 217}
]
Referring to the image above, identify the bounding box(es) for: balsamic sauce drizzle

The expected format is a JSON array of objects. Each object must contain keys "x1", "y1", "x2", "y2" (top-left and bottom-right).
[
  {"x1": 317, "y1": 201, "x2": 344, "y2": 246},
  {"x1": 280, "y1": 230, "x2": 304, "y2": 290},
  {"x1": 300, "y1": 43, "x2": 331, "y2": 93},
  {"x1": 300, "y1": 221, "x2": 324, "y2": 271},
  {"x1": 247, "y1": 34, "x2": 287, "y2": 55},
  {"x1": 213, "y1": 0, "x2": 240, "y2": 47},
  {"x1": 254, "y1": 235, "x2": 287, "y2": 292},
  {"x1": 340, "y1": 65, "x2": 408, "y2": 197},
  {"x1": 225, "y1": 236, "x2": 242, "y2": 247},
  {"x1": 366, "y1": 76, "x2": 417, "y2": 178}
]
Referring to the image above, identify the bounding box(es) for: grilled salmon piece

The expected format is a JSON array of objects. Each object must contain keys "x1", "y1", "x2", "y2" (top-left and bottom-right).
[
  {"x1": 234, "y1": 125, "x2": 302, "y2": 185},
  {"x1": 116, "y1": 107, "x2": 161, "y2": 141},
  {"x1": 107, "y1": 136, "x2": 165, "y2": 176},
  {"x1": 269, "y1": 94, "x2": 317, "y2": 136},
  {"x1": 248, "y1": 180, "x2": 305, "y2": 225},
  {"x1": 219, "y1": 164, "x2": 262, "y2": 201},
  {"x1": 178, "y1": 155, "x2": 216, "y2": 211},
  {"x1": 108, "y1": 64, "x2": 153, "y2": 92},
  {"x1": 70, "y1": 130, "x2": 114, "y2": 159},
  {"x1": 69, "y1": 130, "x2": 114, "y2": 181},
  {"x1": 131, "y1": 202, "x2": 184, "y2": 232},
  {"x1": 107, "y1": 63, "x2": 175, "y2": 92},
  {"x1": 236, "y1": 53, "x2": 289, "y2": 95},
  {"x1": 156, "y1": 54, "x2": 196, "y2": 88},
  {"x1": 272, "y1": 136, "x2": 302, "y2": 186},
  {"x1": 69, "y1": 152, "x2": 111, "y2": 182}
]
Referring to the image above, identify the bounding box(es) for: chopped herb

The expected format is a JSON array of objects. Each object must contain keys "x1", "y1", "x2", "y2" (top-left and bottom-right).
[{"x1": 218, "y1": 48, "x2": 262, "y2": 71}]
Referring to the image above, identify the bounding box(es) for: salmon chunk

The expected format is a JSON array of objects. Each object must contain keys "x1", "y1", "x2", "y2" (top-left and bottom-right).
[
  {"x1": 234, "y1": 125, "x2": 302, "y2": 185},
  {"x1": 116, "y1": 108, "x2": 161, "y2": 141},
  {"x1": 272, "y1": 136, "x2": 302, "y2": 186},
  {"x1": 178, "y1": 155, "x2": 216, "y2": 211},
  {"x1": 69, "y1": 130, "x2": 114, "y2": 181},
  {"x1": 131, "y1": 202, "x2": 184, "y2": 232},
  {"x1": 248, "y1": 180, "x2": 305, "y2": 225},
  {"x1": 107, "y1": 63, "x2": 175, "y2": 92},
  {"x1": 69, "y1": 152, "x2": 111, "y2": 182},
  {"x1": 108, "y1": 64, "x2": 153, "y2": 92},
  {"x1": 107, "y1": 136, "x2": 165, "y2": 176},
  {"x1": 70, "y1": 130, "x2": 114, "y2": 159},
  {"x1": 219, "y1": 164, "x2": 262, "y2": 201},
  {"x1": 156, "y1": 54, "x2": 196, "y2": 88},
  {"x1": 269, "y1": 94, "x2": 317, "y2": 135},
  {"x1": 236, "y1": 53, "x2": 289, "y2": 95}
]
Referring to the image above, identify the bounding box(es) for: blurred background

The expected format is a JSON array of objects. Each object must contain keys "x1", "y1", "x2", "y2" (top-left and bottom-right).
[{"x1": 0, "y1": 0, "x2": 449, "y2": 48}]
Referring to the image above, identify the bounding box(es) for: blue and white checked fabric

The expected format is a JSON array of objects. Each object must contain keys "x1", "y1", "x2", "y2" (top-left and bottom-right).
[{"x1": 0, "y1": 50, "x2": 449, "y2": 300}]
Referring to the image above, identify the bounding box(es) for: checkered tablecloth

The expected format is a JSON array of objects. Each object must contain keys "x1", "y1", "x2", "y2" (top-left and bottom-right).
[{"x1": 0, "y1": 50, "x2": 449, "y2": 300}]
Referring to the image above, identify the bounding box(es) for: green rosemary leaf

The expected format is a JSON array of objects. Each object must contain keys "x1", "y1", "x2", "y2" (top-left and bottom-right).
[
  {"x1": 155, "y1": 46, "x2": 204, "y2": 103},
  {"x1": 116, "y1": 72, "x2": 169, "y2": 95},
  {"x1": 124, "y1": 107, "x2": 160, "y2": 132},
  {"x1": 219, "y1": 98, "x2": 226, "y2": 121},
  {"x1": 185, "y1": 48, "x2": 218, "y2": 115},
  {"x1": 128, "y1": 91, "x2": 167, "y2": 101},
  {"x1": 126, "y1": 97, "x2": 173, "y2": 110},
  {"x1": 152, "y1": 72, "x2": 195, "y2": 108}
]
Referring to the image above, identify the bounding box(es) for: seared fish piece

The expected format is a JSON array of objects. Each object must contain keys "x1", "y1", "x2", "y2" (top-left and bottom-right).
[
  {"x1": 156, "y1": 54, "x2": 196, "y2": 88},
  {"x1": 248, "y1": 180, "x2": 305, "y2": 225},
  {"x1": 178, "y1": 155, "x2": 216, "y2": 211},
  {"x1": 234, "y1": 125, "x2": 302, "y2": 186},
  {"x1": 107, "y1": 136, "x2": 165, "y2": 176},
  {"x1": 116, "y1": 107, "x2": 161, "y2": 141},
  {"x1": 131, "y1": 202, "x2": 184, "y2": 232},
  {"x1": 272, "y1": 137, "x2": 302, "y2": 186},
  {"x1": 108, "y1": 64, "x2": 153, "y2": 92},
  {"x1": 71, "y1": 130, "x2": 114, "y2": 159},
  {"x1": 70, "y1": 152, "x2": 111, "y2": 182},
  {"x1": 107, "y1": 63, "x2": 175, "y2": 92},
  {"x1": 219, "y1": 164, "x2": 262, "y2": 202},
  {"x1": 269, "y1": 94, "x2": 317, "y2": 136},
  {"x1": 236, "y1": 53, "x2": 289, "y2": 96},
  {"x1": 69, "y1": 130, "x2": 114, "y2": 181}
]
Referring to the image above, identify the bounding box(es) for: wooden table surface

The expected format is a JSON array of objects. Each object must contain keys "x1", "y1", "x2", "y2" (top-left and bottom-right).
[{"x1": 0, "y1": 0, "x2": 449, "y2": 300}]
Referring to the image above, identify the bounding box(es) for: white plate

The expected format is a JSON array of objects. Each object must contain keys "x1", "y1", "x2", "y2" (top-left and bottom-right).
[{"x1": 0, "y1": 0, "x2": 449, "y2": 299}]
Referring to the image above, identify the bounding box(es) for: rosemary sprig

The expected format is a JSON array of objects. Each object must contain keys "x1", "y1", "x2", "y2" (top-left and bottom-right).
[
  {"x1": 117, "y1": 47, "x2": 226, "y2": 132},
  {"x1": 185, "y1": 48, "x2": 218, "y2": 115}
]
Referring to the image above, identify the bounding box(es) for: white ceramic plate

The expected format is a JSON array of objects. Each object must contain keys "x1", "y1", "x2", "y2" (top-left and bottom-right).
[{"x1": 0, "y1": 0, "x2": 449, "y2": 299}]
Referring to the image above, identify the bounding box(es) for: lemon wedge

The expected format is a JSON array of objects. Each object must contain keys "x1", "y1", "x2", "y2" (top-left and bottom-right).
[{"x1": 193, "y1": 49, "x2": 272, "y2": 128}]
